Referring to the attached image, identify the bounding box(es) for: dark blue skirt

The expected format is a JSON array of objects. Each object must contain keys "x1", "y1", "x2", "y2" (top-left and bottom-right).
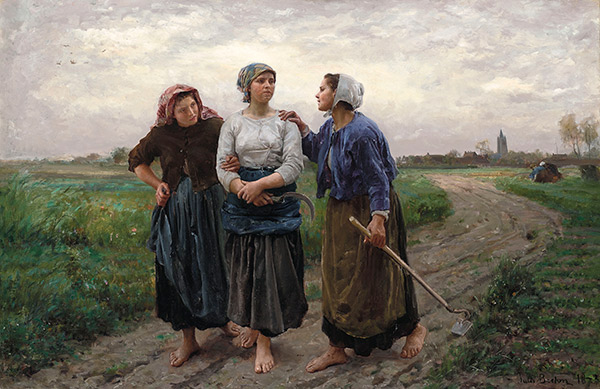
[
  {"x1": 148, "y1": 177, "x2": 229, "y2": 331},
  {"x1": 222, "y1": 167, "x2": 307, "y2": 336}
]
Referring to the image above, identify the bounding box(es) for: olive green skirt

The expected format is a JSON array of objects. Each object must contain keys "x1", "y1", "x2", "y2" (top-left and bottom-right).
[{"x1": 321, "y1": 190, "x2": 419, "y2": 355}]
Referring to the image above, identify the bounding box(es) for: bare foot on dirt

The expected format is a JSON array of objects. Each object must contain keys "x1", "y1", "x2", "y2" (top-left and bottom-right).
[
  {"x1": 169, "y1": 327, "x2": 201, "y2": 367},
  {"x1": 400, "y1": 323, "x2": 427, "y2": 359},
  {"x1": 220, "y1": 321, "x2": 241, "y2": 337},
  {"x1": 233, "y1": 327, "x2": 259, "y2": 348},
  {"x1": 305, "y1": 345, "x2": 348, "y2": 373},
  {"x1": 254, "y1": 334, "x2": 274, "y2": 374},
  {"x1": 169, "y1": 340, "x2": 200, "y2": 367}
]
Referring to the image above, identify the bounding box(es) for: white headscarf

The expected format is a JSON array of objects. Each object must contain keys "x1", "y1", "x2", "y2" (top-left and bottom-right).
[{"x1": 325, "y1": 74, "x2": 364, "y2": 117}]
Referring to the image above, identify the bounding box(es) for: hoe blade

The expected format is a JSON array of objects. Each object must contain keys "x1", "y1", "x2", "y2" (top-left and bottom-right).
[{"x1": 451, "y1": 318, "x2": 473, "y2": 336}]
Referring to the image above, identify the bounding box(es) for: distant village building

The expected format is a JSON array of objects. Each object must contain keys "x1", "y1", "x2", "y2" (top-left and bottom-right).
[
  {"x1": 497, "y1": 129, "x2": 508, "y2": 156},
  {"x1": 458, "y1": 151, "x2": 490, "y2": 166}
]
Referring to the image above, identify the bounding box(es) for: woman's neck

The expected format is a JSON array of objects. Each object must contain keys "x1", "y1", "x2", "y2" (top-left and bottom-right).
[
  {"x1": 331, "y1": 106, "x2": 354, "y2": 130},
  {"x1": 243, "y1": 101, "x2": 276, "y2": 120}
]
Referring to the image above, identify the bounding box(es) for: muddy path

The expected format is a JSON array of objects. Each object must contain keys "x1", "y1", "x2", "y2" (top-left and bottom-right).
[{"x1": 1, "y1": 175, "x2": 563, "y2": 388}]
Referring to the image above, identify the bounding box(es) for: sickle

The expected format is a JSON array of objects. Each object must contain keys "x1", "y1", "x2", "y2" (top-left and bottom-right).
[{"x1": 270, "y1": 192, "x2": 315, "y2": 222}]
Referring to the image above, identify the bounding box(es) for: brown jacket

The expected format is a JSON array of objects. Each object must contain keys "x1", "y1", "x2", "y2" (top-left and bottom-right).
[{"x1": 128, "y1": 117, "x2": 223, "y2": 192}]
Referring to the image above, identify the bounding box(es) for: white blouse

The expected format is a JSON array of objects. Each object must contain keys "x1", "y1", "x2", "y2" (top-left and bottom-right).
[{"x1": 216, "y1": 110, "x2": 303, "y2": 191}]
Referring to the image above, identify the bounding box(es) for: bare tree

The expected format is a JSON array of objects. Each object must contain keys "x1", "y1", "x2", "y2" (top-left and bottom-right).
[
  {"x1": 475, "y1": 140, "x2": 491, "y2": 155},
  {"x1": 446, "y1": 149, "x2": 460, "y2": 158},
  {"x1": 559, "y1": 113, "x2": 582, "y2": 157},
  {"x1": 581, "y1": 115, "x2": 599, "y2": 156}
]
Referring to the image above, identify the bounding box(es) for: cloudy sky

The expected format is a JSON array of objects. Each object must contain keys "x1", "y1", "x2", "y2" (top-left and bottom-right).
[{"x1": 1, "y1": 0, "x2": 598, "y2": 160}]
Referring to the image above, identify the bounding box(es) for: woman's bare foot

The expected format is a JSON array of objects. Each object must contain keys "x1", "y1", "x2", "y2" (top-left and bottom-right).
[
  {"x1": 169, "y1": 328, "x2": 201, "y2": 367},
  {"x1": 305, "y1": 345, "x2": 347, "y2": 373},
  {"x1": 233, "y1": 327, "x2": 259, "y2": 348},
  {"x1": 400, "y1": 323, "x2": 427, "y2": 359},
  {"x1": 220, "y1": 321, "x2": 241, "y2": 337},
  {"x1": 254, "y1": 334, "x2": 274, "y2": 374}
]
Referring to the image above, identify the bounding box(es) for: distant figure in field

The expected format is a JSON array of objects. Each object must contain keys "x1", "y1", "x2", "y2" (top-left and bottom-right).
[
  {"x1": 529, "y1": 161, "x2": 562, "y2": 183},
  {"x1": 128, "y1": 84, "x2": 244, "y2": 367},
  {"x1": 529, "y1": 161, "x2": 546, "y2": 180}
]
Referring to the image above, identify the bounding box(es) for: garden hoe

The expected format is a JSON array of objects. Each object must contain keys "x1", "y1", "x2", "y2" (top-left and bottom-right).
[{"x1": 349, "y1": 216, "x2": 473, "y2": 336}]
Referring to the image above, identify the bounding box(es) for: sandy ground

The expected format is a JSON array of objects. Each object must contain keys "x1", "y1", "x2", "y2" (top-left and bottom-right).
[{"x1": 0, "y1": 174, "x2": 563, "y2": 388}]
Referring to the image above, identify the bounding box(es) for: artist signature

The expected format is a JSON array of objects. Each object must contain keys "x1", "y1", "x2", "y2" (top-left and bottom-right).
[{"x1": 519, "y1": 373, "x2": 599, "y2": 386}]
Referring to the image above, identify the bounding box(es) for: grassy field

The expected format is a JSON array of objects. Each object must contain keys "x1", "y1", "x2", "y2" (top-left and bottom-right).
[
  {"x1": 0, "y1": 165, "x2": 156, "y2": 376},
  {"x1": 426, "y1": 172, "x2": 600, "y2": 387},
  {"x1": 0, "y1": 160, "x2": 451, "y2": 376}
]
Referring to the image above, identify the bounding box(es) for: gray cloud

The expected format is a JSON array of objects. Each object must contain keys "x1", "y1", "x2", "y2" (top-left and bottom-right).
[{"x1": 1, "y1": 0, "x2": 598, "y2": 159}]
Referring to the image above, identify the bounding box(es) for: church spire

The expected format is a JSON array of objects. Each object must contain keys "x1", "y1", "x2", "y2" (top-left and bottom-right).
[{"x1": 497, "y1": 129, "x2": 508, "y2": 155}]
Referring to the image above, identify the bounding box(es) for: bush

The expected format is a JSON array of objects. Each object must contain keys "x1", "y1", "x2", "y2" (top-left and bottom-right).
[
  {"x1": 580, "y1": 165, "x2": 599, "y2": 181},
  {"x1": 394, "y1": 172, "x2": 453, "y2": 227},
  {"x1": 110, "y1": 147, "x2": 130, "y2": 164}
]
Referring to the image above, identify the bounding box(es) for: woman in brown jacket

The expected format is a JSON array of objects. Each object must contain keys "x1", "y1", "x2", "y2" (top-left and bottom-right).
[{"x1": 128, "y1": 84, "x2": 240, "y2": 367}]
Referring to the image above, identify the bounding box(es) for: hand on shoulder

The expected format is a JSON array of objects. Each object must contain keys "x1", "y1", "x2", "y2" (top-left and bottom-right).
[{"x1": 279, "y1": 110, "x2": 307, "y2": 133}]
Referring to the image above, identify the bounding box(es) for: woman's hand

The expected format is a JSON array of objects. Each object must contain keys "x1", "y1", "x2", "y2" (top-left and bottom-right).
[
  {"x1": 133, "y1": 164, "x2": 171, "y2": 206},
  {"x1": 156, "y1": 182, "x2": 171, "y2": 207},
  {"x1": 279, "y1": 110, "x2": 307, "y2": 133},
  {"x1": 221, "y1": 155, "x2": 241, "y2": 172},
  {"x1": 238, "y1": 180, "x2": 267, "y2": 204},
  {"x1": 229, "y1": 178, "x2": 245, "y2": 195},
  {"x1": 365, "y1": 214, "x2": 386, "y2": 248},
  {"x1": 250, "y1": 191, "x2": 274, "y2": 207}
]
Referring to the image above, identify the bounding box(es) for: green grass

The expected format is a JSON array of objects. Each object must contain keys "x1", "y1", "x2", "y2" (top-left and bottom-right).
[
  {"x1": 394, "y1": 170, "x2": 453, "y2": 227},
  {"x1": 304, "y1": 281, "x2": 322, "y2": 302},
  {"x1": 427, "y1": 174, "x2": 600, "y2": 387},
  {"x1": 0, "y1": 161, "x2": 452, "y2": 376},
  {"x1": 496, "y1": 175, "x2": 600, "y2": 227},
  {"x1": 0, "y1": 171, "x2": 155, "y2": 375}
]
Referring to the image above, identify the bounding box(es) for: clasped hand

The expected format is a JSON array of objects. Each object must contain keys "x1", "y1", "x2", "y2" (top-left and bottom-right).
[{"x1": 237, "y1": 180, "x2": 273, "y2": 207}]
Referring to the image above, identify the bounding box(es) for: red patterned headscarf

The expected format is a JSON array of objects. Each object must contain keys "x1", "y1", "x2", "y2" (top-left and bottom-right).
[{"x1": 153, "y1": 84, "x2": 221, "y2": 128}]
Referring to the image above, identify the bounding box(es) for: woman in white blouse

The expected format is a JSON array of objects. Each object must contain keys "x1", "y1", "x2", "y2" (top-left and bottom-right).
[{"x1": 216, "y1": 63, "x2": 307, "y2": 374}]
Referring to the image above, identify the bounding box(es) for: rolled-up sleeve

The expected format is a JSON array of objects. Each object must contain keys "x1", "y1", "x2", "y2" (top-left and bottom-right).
[
  {"x1": 275, "y1": 121, "x2": 303, "y2": 185},
  {"x1": 128, "y1": 130, "x2": 158, "y2": 172},
  {"x1": 216, "y1": 119, "x2": 240, "y2": 192}
]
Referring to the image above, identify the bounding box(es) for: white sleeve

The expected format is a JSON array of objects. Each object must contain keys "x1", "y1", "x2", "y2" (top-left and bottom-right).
[
  {"x1": 274, "y1": 120, "x2": 304, "y2": 185},
  {"x1": 215, "y1": 117, "x2": 239, "y2": 192}
]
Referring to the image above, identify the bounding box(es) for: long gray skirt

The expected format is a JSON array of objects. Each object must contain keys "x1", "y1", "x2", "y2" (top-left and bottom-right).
[
  {"x1": 148, "y1": 178, "x2": 229, "y2": 331},
  {"x1": 226, "y1": 230, "x2": 307, "y2": 337}
]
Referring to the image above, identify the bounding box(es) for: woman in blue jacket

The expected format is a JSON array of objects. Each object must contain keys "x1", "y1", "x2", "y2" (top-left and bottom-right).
[{"x1": 281, "y1": 73, "x2": 427, "y2": 372}]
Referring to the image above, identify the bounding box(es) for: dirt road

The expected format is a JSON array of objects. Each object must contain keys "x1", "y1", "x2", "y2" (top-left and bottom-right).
[{"x1": 1, "y1": 175, "x2": 563, "y2": 388}]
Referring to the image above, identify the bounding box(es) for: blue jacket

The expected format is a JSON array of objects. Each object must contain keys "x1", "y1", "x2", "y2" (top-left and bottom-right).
[{"x1": 302, "y1": 112, "x2": 397, "y2": 212}]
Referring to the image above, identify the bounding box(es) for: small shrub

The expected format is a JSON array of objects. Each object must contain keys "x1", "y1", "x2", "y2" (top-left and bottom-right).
[{"x1": 580, "y1": 165, "x2": 599, "y2": 181}]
